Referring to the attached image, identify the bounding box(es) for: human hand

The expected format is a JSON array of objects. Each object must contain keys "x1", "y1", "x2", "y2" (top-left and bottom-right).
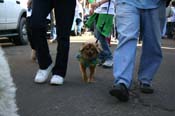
[
  {"x1": 89, "y1": 8, "x2": 94, "y2": 15},
  {"x1": 90, "y1": 2, "x2": 100, "y2": 9},
  {"x1": 27, "y1": 0, "x2": 32, "y2": 8}
]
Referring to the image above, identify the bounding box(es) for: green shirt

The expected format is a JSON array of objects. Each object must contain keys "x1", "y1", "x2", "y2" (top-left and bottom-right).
[
  {"x1": 88, "y1": 0, "x2": 95, "y2": 3},
  {"x1": 85, "y1": 13, "x2": 113, "y2": 37}
]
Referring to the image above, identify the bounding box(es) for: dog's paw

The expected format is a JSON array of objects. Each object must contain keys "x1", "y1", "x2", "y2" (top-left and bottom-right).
[
  {"x1": 82, "y1": 76, "x2": 88, "y2": 82},
  {"x1": 88, "y1": 78, "x2": 96, "y2": 83}
]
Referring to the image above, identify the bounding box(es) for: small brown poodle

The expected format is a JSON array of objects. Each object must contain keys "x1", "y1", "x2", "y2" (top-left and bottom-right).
[{"x1": 77, "y1": 43, "x2": 101, "y2": 83}]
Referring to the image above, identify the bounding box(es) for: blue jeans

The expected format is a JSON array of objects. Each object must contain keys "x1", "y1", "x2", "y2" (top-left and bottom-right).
[
  {"x1": 94, "y1": 24, "x2": 113, "y2": 61},
  {"x1": 113, "y1": 2, "x2": 164, "y2": 88}
]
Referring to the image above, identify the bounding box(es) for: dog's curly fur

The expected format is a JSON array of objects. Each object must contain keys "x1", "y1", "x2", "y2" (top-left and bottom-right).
[
  {"x1": 77, "y1": 43, "x2": 101, "y2": 83},
  {"x1": 0, "y1": 47, "x2": 19, "y2": 116}
]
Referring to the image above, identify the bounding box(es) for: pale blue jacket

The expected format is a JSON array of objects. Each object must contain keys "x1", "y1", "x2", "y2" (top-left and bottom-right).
[{"x1": 116, "y1": 0, "x2": 162, "y2": 9}]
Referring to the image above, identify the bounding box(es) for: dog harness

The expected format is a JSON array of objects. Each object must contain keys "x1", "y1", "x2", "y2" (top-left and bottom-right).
[{"x1": 76, "y1": 53, "x2": 98, "y2": 67}]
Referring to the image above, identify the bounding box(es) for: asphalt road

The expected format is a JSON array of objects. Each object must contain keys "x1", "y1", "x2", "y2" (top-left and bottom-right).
[{"x1": 1, "y1": 36, "x2": 175, "y2": 116}]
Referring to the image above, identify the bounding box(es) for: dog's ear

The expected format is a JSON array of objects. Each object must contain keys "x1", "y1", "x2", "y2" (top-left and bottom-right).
[{"x1": 80, "y1": 43, "x2": 86, "y2": 52}]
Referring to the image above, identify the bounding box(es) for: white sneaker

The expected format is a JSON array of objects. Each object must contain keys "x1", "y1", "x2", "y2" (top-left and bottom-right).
[
  {"x1": 102, "y1": 60, "x2": 113, "y2": 68},
  {"x1": 34, "y1": 64, "x2": 53, "y2": 83},
  {"x1": 50, "y1": 75, "x2": 64, "y2": 85}
]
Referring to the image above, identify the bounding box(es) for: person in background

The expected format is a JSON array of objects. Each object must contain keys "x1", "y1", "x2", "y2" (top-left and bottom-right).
[
  {"x1": 30, "y1": 0, "x2": 76, "y2": 85},
  {"x1": 162, "y1": 1, "x2": 173, "y2": 38},
  {"x1": 26, "y1": 0, "x2": 36, "y2": 61},
  {"x1": 49, "y1": 9, "x2": 57, "y2": 43},
  {"x1": 75, "y1": 0, "x2": 84, "y2": 36},
  {"x1": 166, "y1": 1, "x2": 175, "y2": 39},
  {"x1": 86, "y1": 0, "x2": 115, "y2": 68}
]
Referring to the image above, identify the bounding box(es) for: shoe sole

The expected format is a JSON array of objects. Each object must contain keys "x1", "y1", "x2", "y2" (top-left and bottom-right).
[
  {"x1": 109, "y1": 88, "x2": 129, "y2": 102},
  {"x1": 50, "y1": 81, "x2": 63, "y2": 85},
  {"x1": 102, "y1": 65, "x2": 113, "y2": 68},
  {"x1": 50, "y1": 83, "x2": 63, "y2": 85},
  {"x1": 140, "y1": 88, "x2": 154, "y2": 94}
]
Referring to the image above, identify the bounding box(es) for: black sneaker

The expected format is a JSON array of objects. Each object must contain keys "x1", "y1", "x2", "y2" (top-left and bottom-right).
[
  {"x1": 140, "y1": 83, "x2": 154, "y2": 94},
  {"x1": 109, "y1": 83, "x2": 129, "y2": 102}
]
